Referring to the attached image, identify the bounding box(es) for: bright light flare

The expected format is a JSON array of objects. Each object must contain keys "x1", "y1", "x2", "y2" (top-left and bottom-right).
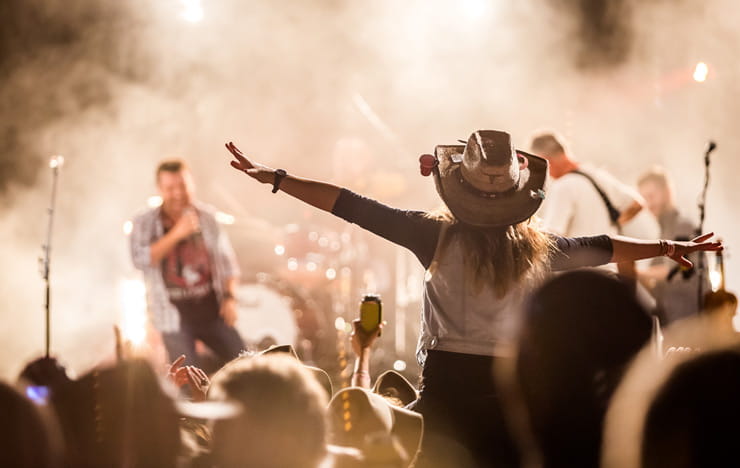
[
  {"x1": 118, "y1": 279, "x2": 148, "y2": 346},
  {"x1": 287, "y1": 258, "x2": 298, "y2": 271},
  {"x1": 393, "y1": 360, "x2": 407, "y2": 372},
  {"x1": 709, "y1": 270, "x2": 723, "y2": 292},
  {"x1": 123, "y1": 220, "x2": 133, "y2": 236},
  {"x1": 325, "y1": 268, "x2": 337, "y2": 280},
  {"x1": 180, "y1": 0, "x2": 203, "y2": 23},
  {"x1": 274, "y1": 244, "x2": 285, "y2": 256},
  {"x1": 147, "y1": 196, "x2": 163, "y2": 208},
  {"x1": 334, "y1": 317, "x2": 346, "y2": 331},
  {"x1": 693, "y1": 62, "x2": 709, "y2": 82},
  {"x1": 49, "y1": 155, "x2": 64, "y2": 169},
  {"x1": 461, "y1": 0, "x2": 490, "y2": 20},
  {"x1": 215, "y1": 211, "x2": 235, "y2": 225}
]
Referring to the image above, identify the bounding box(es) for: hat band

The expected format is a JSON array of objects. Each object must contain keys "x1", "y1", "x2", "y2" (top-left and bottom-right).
[{"x1": 456, "y1": 168, "x2": 518, "y2": 199}]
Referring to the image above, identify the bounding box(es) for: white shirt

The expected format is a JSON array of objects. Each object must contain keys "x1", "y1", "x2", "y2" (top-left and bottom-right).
[{"x1": 540, "y1": 164, "x2": 641, "y2": 237}]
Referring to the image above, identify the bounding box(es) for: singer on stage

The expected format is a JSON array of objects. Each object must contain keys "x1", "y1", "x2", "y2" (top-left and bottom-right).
[{"x1": 130, "y1": 159, "x2": 244, "y2": 366}]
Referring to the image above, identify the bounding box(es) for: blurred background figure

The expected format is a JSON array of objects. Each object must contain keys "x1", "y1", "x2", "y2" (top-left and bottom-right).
[
  {"x1": 637, "y1": 166, "x2": 695, "y2": 241},
  {"x1": 529, "y1": 131, "x2": 646, "y2": 238},
  {"x1": 637, "y1": 166, "x2": 706, "y2": 324},
  {"x1": 130, "y1": 159, "x2": 244, "y2": 369},
  {"x1": 529, "y1": 131, "x2": 659, "y2": 282}
]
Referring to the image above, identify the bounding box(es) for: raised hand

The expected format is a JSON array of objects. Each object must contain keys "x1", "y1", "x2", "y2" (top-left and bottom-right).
[
  {"x1": 668, "y1": 232, "x2": 723, "y2": 268},
  {"x1": 225, "y1": 142, "x2": 274, "y2": 184},
  {"x1": 350, "y1": 318, "x2": 384, "y2": 357},
  {"x1": 167, "y1": 355, "x2": 210, "y2": 401}
]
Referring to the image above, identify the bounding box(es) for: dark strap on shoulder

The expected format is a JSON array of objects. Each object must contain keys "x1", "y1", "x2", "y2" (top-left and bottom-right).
[{"x1": 570, "y1": 169, "x2": 621, "y2": 225}]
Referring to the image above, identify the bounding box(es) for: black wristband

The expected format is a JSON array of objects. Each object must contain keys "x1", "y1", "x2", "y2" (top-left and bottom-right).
[{"x1": 272, "y1": 169, "x2": 287, "y2": 193}]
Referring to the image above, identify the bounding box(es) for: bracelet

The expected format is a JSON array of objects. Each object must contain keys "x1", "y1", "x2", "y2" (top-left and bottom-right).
[
  {"x1": 659, "y1": 240, "x2": 676, "y2": 257},
  {"x1": 272, "y1": 169, "x2": 287, "y2": 193}
]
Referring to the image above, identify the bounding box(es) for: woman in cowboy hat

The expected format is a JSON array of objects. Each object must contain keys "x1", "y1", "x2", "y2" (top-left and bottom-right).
[{"x1": 225, "y1": 130, "x2": 721, "y2": 467}]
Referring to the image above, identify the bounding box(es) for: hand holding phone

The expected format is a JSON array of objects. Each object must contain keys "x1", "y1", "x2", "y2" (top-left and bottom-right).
[{"x1": 359, "y1": 294, "x2": 382, "y2": 334}]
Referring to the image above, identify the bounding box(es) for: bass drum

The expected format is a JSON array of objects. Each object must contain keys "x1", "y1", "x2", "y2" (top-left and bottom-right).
[{"x1": 234, "y1": 282, "x2": 298, "y2": 348}]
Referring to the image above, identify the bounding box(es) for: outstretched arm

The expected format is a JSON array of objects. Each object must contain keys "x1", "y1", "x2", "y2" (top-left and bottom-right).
[
  {"x1": 226, "y1": 142, "x2": 341, "y2": 212},
  {"x1": 610, "y1": 232, "x2": 722, "y2": 268}
]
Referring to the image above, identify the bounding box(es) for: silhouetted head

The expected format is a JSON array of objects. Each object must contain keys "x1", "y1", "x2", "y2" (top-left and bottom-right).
[{"x1": 517, "y1": 270, "x2": 652, "y2": 466}]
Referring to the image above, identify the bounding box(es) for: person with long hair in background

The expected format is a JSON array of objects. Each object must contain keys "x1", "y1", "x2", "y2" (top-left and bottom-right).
[{"x1": 225, "y1": 130, "x2": 721, "y2": 467}]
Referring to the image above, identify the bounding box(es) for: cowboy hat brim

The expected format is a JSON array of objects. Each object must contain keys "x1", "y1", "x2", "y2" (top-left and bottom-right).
[
  {"x1": 433, "y1": 145, "x2": 547, "y2": 228},
  {"x1": 372, "y1": 370, "x2": 418, "y2": 407}
]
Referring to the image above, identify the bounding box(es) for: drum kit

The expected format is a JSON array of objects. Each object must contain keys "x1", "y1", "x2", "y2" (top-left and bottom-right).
[{"x1": 225, "y1": 217, "x2": 376, "y2": 359}]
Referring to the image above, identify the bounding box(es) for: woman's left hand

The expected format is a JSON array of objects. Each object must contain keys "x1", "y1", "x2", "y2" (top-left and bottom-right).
[
  {"x1": 669, "y1": 232, "x2": 723, "y2": 268},
  {"x1": 225, "y1": 142, "x2": 275, "y2": 184}
]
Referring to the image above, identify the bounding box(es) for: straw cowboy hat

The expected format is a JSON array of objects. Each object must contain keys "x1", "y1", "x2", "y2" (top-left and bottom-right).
[
  {"x1": 372, "y1": 370, "x2": 418, "y2": 407},
  {"x1": 423, "y1": 130, "x2": 548, "y2": 227},
  {"x1": 328, "y1": 387, "x2": 423, "y2": 465}
]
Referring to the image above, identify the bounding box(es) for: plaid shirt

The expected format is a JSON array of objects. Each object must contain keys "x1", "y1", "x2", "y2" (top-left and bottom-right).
[{"x1": 129, "y1": 202, "x2": 240, "y2": 333}]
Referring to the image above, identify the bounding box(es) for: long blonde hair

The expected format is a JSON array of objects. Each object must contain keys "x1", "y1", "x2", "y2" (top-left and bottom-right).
[{"x1": 429, "y1": 208, "x2": 555, "y2": 297}]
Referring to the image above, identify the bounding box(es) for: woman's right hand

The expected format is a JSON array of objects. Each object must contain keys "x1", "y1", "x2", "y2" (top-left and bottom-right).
[{"x1": 225, "y1": 141, "x2": 275, "y2": 184}]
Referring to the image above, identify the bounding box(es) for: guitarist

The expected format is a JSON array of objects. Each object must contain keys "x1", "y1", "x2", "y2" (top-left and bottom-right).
[{"x1": 528, "y1": 132, "x2": 649, "y2": 279}]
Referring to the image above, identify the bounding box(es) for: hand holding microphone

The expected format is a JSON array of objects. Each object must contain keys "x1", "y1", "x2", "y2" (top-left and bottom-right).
[{"x1": 172, "y1": 208, "x2": 200, "y2": 241}]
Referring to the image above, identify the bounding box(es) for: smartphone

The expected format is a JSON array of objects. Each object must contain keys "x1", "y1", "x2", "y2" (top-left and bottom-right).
[
  {"x1": 26, "y1": 385, "x2": 50, "y2": 405},
  {"x1": 360, "y1": 294, "x2": 382, "y2": 333}
]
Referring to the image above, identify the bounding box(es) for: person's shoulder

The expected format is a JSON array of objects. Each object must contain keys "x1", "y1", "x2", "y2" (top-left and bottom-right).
[
  {"x1": 550, "y1": 171, "x2": 591, "y2": 191},
  {"x1": 131, "y1": 205, "x2": 159, "y2": 223},
  {"x1": 579, "y1": 164, "x2": 624, "y2": 185},
  {"x1": 193, "y1": 201, "x2": 219, "y2": 218}
]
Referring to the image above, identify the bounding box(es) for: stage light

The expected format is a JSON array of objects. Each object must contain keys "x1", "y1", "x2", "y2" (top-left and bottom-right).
[
  {"x1": 274, "y1": 244, "x2": 285, "y2": 256},
  {"x1": 393, "y1": 360, "x2": 407, "y2": 372},
  {"x1": 123, "y1": 220, "x2": 133, "y2": 236},
  {"x1": 334, "y1": 316, "x2": 346, "y2": 331},
  {"x1": 461, "y1": 0, "x2": 490, "y2": 20},
  {"x1": 215, "y1": 211, "x2": 235, "y2": 225},
  {"x1": 306, "y1": 261, "x2": 317, "y2": 272},
  {"x1": 147, "y1": 196, "x2": 163, "y2": 208},
  {"x1": 709, "y1": 269, "x2": 723, "y2": 292},
  {"x1": 49, "y1": 155, "x2": 64, "y2": 169},
  {"x1": 118, "y1": 279, "x2": 148, "y2": 346},
  {"x1": 693, "y1": 62, "x2": 709, "y2": 82},
  {"x1": 287, "y1": 258, "x2": 298, "y2": 271},
  {"x1": 180, "y1": 0, "x2": 203, "y2": 23},
  {"x1": 325, "y1": 268, "x2": 337, "y2": 280}
]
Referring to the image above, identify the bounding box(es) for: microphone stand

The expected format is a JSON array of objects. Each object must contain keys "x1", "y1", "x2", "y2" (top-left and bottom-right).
[
  {"x1": 39, "y1": 156, "x2": 63, "y2": 358},
  {"x1": 695, "y1": 142, "x2": 716, "y2": 310}
]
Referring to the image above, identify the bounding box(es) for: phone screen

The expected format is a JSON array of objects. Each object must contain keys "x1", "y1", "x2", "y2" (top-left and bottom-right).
[
  {"x1": 26, "y1": 385, "x2": 50, "y2": 405},
  {"x1": 360, "y1": 296, "x2": 382, "y2": 332}
]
